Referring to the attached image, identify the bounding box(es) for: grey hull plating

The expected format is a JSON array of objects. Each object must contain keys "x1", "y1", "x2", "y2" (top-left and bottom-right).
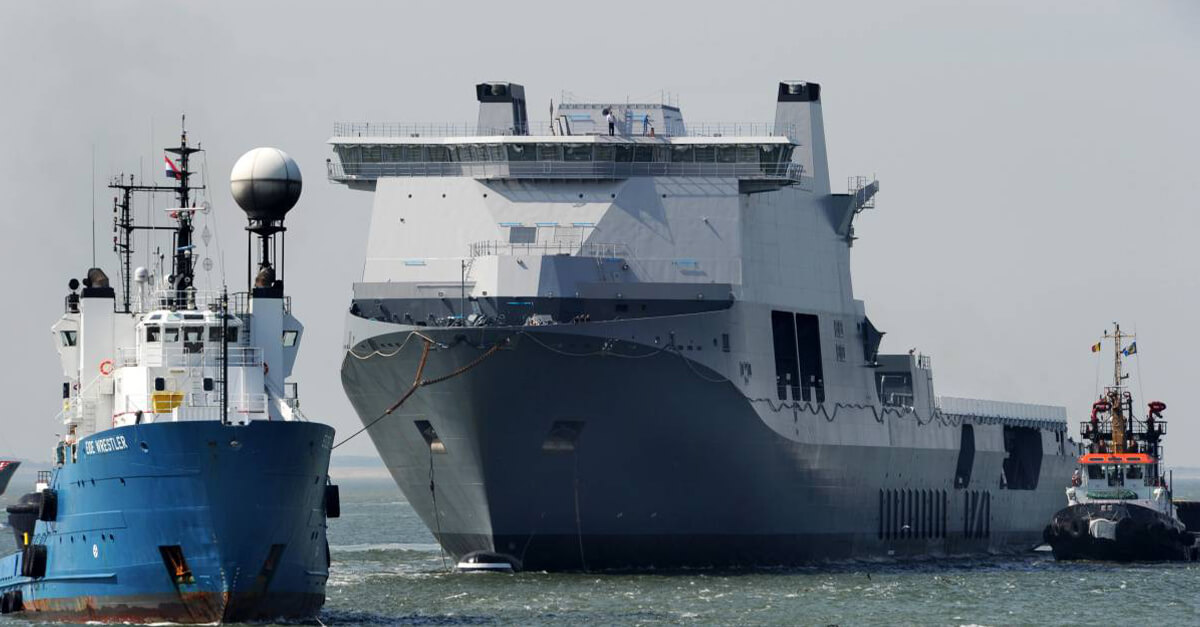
[{"x1": 342, "y1": 318, "x2": 1075, "y2": 570}]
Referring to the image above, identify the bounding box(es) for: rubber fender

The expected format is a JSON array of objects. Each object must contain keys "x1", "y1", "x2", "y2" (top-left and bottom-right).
[
  {"x1": 37, "y1": 489, "x2": 57, "y2": 522},
  {"x1": 324, "y1": 484, "x2": 340, "y2": 519},
  {"x1": 1069, "y1": 517, "x2": 1086, "y2": 539},
  {"x1": 8, "y1": 590, "x2": 20, "y2": 613},
  {"x1": 21, "y1": 544, "x2": 46, "y2": 579},
  {"x1": 1, "y1": 591, "x2": 10, "y2": 614},
  {"x1": 1042, "y1": 525, "x2": 1054, "y2": 544},
  {"x1": 1116, "y1": 518, "x2": 1136, "y2": 541}
]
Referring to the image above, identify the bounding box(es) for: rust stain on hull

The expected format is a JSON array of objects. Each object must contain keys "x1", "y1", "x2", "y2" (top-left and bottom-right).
[{"x1": 22, "y1": 591, "x2": 324, "y2": 624}]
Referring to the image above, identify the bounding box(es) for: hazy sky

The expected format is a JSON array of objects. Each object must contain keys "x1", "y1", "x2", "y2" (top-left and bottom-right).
[{"x1": 1, "y1": 1, "x2": 1197, "y2": 463}]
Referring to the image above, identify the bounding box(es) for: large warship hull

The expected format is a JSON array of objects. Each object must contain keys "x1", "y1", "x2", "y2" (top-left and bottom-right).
[
  {"x1": 0, "y1": 420, "x2": 334, "y2": 623},
  {"x1": 342, "y1": 316, "x2": 1076, "y2": 570}
]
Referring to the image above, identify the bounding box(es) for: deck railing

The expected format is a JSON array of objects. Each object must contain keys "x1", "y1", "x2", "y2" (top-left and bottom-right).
[
  {"x1": 332, "y1": 121, "x2": 797, "y2": 139},
  {"x1": 117, "y1": 345, "x2": 263, "y2": 368},
  {"x1": 328, "y1": 160, "x2": 806, "y2": 184},
  {"x1": 469, "y1": 240, "x2": 632, "y2": 259}
]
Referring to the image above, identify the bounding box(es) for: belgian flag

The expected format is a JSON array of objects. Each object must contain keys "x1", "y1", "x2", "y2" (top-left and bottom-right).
[{"x1": 1090, "y1": 342, "x2": 1102, "y2": 353}]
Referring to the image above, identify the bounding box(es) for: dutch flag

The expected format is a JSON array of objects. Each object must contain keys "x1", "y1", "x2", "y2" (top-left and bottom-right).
[{"x1": 164, "y1": 155, "x2": 181, "y2": 180}]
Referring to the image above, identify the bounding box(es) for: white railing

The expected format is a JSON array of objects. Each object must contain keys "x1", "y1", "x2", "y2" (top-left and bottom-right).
[
  {"x1": 134, "y1": 289, "x2": 290, "y2": 315},
  {"x1": 122, "y1": 345, "x2": 263, "y2": 368},
  {"x1": 469, "y1": 241, "x2": 632, "y2": 259},
  {"x1": 328, "y1": 160, "x2": 806, "y2": 183},
  {"x1": 332, "y1": 121, "x2": 797, "y2": 139},
  {"x1": 118, "y1": 392, "x2": 270, "y2": 424}
]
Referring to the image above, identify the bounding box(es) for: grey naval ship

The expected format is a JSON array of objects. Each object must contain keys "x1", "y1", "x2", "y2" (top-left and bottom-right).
[{"x1": 331, "y1": 81, "x2": 1078, "y2": 570}]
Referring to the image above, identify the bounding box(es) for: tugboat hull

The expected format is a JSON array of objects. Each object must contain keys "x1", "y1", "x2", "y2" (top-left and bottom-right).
[
  {"x1": 0, "y1": 420, "x2": 334, "y2": 623},
  {"x1": 1044, "y1": 503, "x2": 1193, "y2": 562}
]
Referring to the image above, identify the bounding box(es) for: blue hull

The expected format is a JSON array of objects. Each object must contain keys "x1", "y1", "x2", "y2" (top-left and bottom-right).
[{"x1": 0, "y1": 420, "x2": 334, "y2": 623}]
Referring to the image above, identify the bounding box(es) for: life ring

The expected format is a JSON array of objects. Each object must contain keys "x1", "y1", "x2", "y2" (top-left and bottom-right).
[{"x1": 99, "y1": 359, "x2": 115, "y2": 376}]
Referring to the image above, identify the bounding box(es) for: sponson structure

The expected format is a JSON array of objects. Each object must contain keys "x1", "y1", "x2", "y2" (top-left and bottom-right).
[{"x1": 332, "y1": 81, "x2": 1077, "y2": 570}]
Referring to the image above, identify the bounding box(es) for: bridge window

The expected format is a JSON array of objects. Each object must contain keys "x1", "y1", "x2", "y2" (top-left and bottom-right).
[
  {"x1": 208, "y1": 326, "x2": 239, "y2": 343},
  {"x1": 564, "y1": 145, "x2": 593, "y2": 162},
  {"x1": 59, "y1": 330, "x2": 78, "y2": 347},
  {"x1": 507, "y1": 144, "x2": 536, "y2": 161},
  {"x1": 163, "y1": 327, "x2": 179, "y2": 342},
  {"x1": 671, "y1": 146, "x2": 694, "y2": 162},
  {"x1": 183, "y1": 326, "x2": 204, "y2": 354},
  {"x1": 145, "y1": 326, "x2": 161, "y2": 342}
]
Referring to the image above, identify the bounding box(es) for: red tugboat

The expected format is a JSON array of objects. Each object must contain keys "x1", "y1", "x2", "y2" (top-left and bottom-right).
[{"x1": 1043, "y1": 324, "x2": 1195, "y2": 561}]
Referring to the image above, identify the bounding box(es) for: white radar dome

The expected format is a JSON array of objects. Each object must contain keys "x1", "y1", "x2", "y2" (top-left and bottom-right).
[{"x1": 230, "y1": 147, "x2": 302, "y2": 223}]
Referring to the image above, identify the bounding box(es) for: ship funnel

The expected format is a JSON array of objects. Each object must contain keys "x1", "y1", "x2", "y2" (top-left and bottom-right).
[
  {"x1": 476, "y1": 82, "x2": 528, "y2": 135},
  {"x1": 231, "y1": 148, "x2": 302, "y2": 294},
  {"x1": 774, "y1": 81, "x2": 829, "y2": 194}
]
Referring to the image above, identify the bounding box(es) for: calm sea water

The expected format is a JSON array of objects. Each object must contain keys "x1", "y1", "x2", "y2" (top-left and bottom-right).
[{"x1": 5, "y1": 471, "x2": 1200, "y2": 625}]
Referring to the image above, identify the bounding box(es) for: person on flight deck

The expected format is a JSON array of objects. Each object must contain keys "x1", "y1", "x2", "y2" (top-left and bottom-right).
[
  {"x1": 606, "y1": 110, "x2": 616, "y2": 136},
  {"x1": 642, "y1": 113, "x2": 650, "y2": 136}
]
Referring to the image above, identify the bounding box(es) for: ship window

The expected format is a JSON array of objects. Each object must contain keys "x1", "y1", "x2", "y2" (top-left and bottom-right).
[
  {"x1": 760, "y1": 145, "x2": 783, "y2": 165},
  {"x1": 693, "y1": 146, "x2": 715, "y2": 163},
  {"x1": 537, "y1": 144, "x2": 562, "y2": 161},
  {"x1": 163, "y1": 327, "x2": 179, "y2": 342},
  {"x1": 736, "y1": 146, "x2": 759, "y2": 162},
  {"x1": 208, "y1": 326, "x2": 239, "y2": 343},
  {"x1": 183, "y1": 326, "x2": 204, "y2": 353},
  {"x1": 563, "y1": 145, "x2": 593, "y2": 162},
  {"x1": 426, "y1": 146, "x2": 449, "y2": 162},
  {"x1": 633, "y1": 145, "x2": 655, "y2": 162},
  {"x1": 594, "y1": 144, "x2": 615, "y2": 162},
  {"x1": 1087, "y1": 464, "x2": 1104, "y2": 480},
  {"x1": 716, "y1": 146, "x2": 737, "y2": 163},
  {"x1": 361, "y1": 145, "x2": 381, "y2": 163},
  {"x1": 671, "y1": 145, "x2": 694, "y2": 163},
  {"x1": 282, "y1": 330, "x2": 299, "y2": 347},
  {"x1": 509, "y1": 226, "x2": 537, "y2": 244},
  {"x1": 1107, "y1": 465, "x2": 1124, "y2": 486},
  {"x1": 614, "y1": 145, "x2": 634, "y2": 162},
  {"x1": 146, "y1": 326, "x2": 161, "y2": 343},
  {"x1": 60, "y1": 330, "x2": 78, "y2": 347},
  {"x1": 154, "y1": 377, "x2": 165, "y2": 391},
  {"x1": 203, "y1": 378, "x2": 214, "y2": 392},
  {"x1": 507, "y1": 144, "x2": 536, "y2": 161},
  {"x1": 1126, "y1": 464, "x2": 1143, "y2": 480}
]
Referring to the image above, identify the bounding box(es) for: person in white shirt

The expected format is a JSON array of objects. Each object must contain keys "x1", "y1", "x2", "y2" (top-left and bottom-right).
[{"x1": 606, "y1": 110, "x2": 616, "y2": 136}]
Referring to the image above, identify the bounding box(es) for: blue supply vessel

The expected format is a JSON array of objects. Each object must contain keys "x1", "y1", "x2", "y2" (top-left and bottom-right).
[{"x1": 0, "y1": 130, "x2": 339, "y2": 622}]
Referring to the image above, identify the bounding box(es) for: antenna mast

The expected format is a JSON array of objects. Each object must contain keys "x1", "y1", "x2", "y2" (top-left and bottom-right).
[{"x1": 108, "y1": 116, "x2": 205, "y2": 311}]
